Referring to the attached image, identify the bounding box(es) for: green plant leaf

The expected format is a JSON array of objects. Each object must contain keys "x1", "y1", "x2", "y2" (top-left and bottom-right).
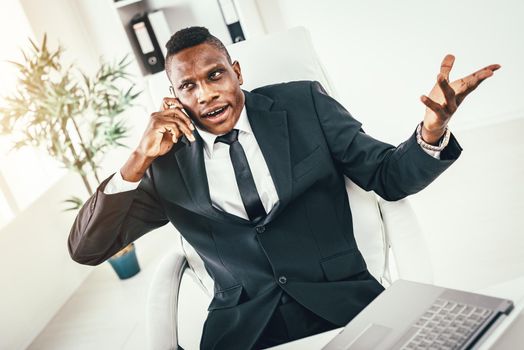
[
  {"x1": 41, "y1": 33, "x2": 47, "y2": 52},
  {"x1": 62, "y1": 195, "x2": 84, "y2": 211},
  {"x1": 28, "y1": 37, "x2": 39, "y2": 53},
  {"x1": 1, "y1": 36, "x2": 138, "y2": 198}
]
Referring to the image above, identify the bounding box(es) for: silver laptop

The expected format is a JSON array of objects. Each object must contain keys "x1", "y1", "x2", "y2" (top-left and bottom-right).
[{"x1": 322, "y1": 280, "x2": 515, "y2": 350}]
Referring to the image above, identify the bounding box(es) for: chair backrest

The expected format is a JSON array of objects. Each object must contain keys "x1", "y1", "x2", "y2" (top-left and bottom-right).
[
  {"x1": 148, "y1": 26, "x2": 433, "y2": 350},
  {"x1": 180, "y1": 26, "x2": 391, "y2": 294}
]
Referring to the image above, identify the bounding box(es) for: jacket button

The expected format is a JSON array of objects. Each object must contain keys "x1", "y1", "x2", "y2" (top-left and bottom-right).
[
  {"x1": 255, "y1": 225, "x2": 266, "y2": 233},
  {"x1": 278, "y1": 276, "x2": 287, "y2": 284}
]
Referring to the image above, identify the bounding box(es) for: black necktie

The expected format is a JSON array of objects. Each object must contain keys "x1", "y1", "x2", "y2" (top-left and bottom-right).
[{"x1": 215, "y1": 129, "x2": 267, "y2": 222}]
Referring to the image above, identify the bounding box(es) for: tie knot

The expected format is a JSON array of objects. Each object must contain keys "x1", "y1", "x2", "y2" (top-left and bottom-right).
[{"x1": 214, "y1": 128, "x2": 239, "y2": 145}]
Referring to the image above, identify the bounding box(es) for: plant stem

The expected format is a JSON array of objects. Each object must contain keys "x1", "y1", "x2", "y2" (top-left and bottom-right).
[
  {"x1": 80, "y1": 173, "x2": 93, "y2": 196},
  {"x1": 69, "y1": 114, "x2": 101, "y2": 184},
  {"x1": 60, "y1": 123, "x2": 93, "y2": 196}
]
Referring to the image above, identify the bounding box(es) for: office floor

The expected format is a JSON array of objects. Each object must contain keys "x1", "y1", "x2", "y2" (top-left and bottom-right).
[
  {"x1": 27, "y1": 226, "x2": 180, "y2": 350},
  {"x1": 28, "y1": 118, "x2": 524, "y2": 349}
]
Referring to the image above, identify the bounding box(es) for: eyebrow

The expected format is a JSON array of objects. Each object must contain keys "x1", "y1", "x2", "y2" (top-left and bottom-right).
[{"x1": 177, "y1": 63, "x2": 226, "y2": 87}]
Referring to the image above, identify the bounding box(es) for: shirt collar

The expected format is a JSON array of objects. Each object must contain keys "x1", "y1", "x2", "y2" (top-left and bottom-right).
[{"x1": 195, "y1": 104, "x2": 252, "y2": 157}]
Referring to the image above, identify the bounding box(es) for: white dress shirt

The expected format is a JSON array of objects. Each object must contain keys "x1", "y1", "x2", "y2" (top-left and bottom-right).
[
  {"x1": 104, "y1": 106, "x2": 280, "y2": 221},
  {"x1": 104, "y1": 107, "x2": 441, "y2": 218}
]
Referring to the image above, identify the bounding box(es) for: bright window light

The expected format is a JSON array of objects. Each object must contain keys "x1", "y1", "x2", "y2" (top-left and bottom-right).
[{"x1": 0, "y1": 0, "x2": 66, "y2": 222}]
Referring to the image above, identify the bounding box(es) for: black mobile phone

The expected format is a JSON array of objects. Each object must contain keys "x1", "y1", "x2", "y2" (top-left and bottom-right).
[{"x1": 169, "y1": 86, "x2": 194, "y2": 145}]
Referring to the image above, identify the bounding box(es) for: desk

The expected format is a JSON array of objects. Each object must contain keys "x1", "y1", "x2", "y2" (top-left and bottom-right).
[{"x1": 268, "y1": 276, "x2": 524, "y2": 349}]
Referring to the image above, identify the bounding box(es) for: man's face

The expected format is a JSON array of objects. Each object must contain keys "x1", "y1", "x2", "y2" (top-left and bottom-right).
[{"x1": 167, "y1": 42, "x2": 245, "y2": 135}]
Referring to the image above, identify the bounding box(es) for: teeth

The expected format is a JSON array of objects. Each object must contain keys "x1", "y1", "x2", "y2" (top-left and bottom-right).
[{"x1": 206, "y1": 106, "x2": 225, "y2": 117}]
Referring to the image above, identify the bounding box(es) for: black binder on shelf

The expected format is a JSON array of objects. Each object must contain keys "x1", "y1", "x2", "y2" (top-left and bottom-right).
[
  {"x1": 218, "y1": 0, "x2": 245, "y2": 43},
  {"x1": 129, "y1": 12, "x2": 165, "y2": 74}
]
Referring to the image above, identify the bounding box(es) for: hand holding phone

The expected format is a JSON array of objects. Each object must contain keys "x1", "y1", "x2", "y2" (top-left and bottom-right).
[
  {"x1": 120, "y1": 95, "x2": 196, "y2": 181},
  {"x1": 135, "y1": 96, "x2": 196, "y2": 161}
]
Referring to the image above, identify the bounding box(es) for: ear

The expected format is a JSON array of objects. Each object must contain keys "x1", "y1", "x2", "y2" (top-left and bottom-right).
[
  {"x1": 232, "y1": 60, "x2": 243, "y2": 85},
  {"x1": 166, "y1": 66, "x2": 177, "y2": 97},
  {"x1": 169, "y1": 85, "x2": 177, "y2": 98}
]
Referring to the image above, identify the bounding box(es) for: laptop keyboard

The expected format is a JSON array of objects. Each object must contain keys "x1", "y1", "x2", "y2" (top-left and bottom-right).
[{"x1": 400, "y1": 298, "x2": 493, "y2": 350}]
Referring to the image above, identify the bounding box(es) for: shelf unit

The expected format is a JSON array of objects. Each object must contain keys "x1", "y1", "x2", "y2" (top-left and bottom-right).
[
  {"x1": 105, "y1": 0, "x2": 266, "y2": 106},
  {"x1": 113, "y1": 0, "x2": 142, "y2": 9},
  {"x1": 109, "y1": 0, "x2": 263, "y2": 77},
  {"x1": 111, "y1": 0, "x2": 155, "y2": 76}
]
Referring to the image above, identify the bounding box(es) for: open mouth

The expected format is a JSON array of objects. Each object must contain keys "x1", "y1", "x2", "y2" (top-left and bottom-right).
[{"x1": 203, "y1": 105, "x2": 229, "y2": 121}]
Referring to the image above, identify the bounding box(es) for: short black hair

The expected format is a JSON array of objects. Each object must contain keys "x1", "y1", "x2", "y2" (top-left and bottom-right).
[{"x1": 165, "y1": 26, "x2": 232, "y2": 68}]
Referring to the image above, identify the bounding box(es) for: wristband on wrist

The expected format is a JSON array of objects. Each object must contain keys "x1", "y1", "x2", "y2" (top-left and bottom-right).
[{"x1": 416, "y1": 122, "x2": 451, "y2": 152}]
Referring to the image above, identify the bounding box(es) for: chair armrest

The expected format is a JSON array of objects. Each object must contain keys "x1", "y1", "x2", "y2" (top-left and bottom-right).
[
  {"x1": 345, "y1": 177, "x2": 389, "y2": 285},
  {"x1": 146, "y1": 249, "x2": 187, "y2": 350},
  {"x1": 378, "y1": 198, "x2": 434, "y2": 284}
]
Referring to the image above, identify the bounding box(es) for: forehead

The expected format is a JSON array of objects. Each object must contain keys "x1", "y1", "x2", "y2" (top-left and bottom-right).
[{"x1": 167, "y1": 43, "x2": 230, "y2": 80}]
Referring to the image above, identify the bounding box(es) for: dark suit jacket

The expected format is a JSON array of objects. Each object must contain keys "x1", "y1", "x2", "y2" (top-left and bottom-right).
[{"x1": 68, "y1": 80, "x2": 462, "y2": 349}]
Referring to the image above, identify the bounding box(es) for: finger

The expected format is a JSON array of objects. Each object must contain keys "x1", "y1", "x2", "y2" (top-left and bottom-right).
[
  {"x1": 161, "y1": 122, "x2": 180, "y2": 136},
  {"x1": 163, "y1": 127, "x2": 179, "y2": 143},
  {"x1": 470, "y1": 66, "x2": 497, "y2": 84},
  {"x1": 440, "y1": 54, "x2": 455, "y2": 80},
  {"x1": 477, "y1": 63, "x2": 501, "y2": 73},
  {"x1": 172, "y1": 118, "x2": 196, "y2": 142},
  {"x1": 158, "y1": 106, "x2": 195, "y2": 131},
  {"x1": 437, "y1": 74, "x2": 457, "y2": 113},
  {"x1": 161, "y1": 97, "x2": 183, "y2": 111},
  {"x1": 461, "y1": 64, "x2": 499, "y2": 87},
  {"x1": 420, "y1": 95, "x2": 448, "y2": 121},
  {"x1": 455, "y1": 69, "x2": 495, "y2": 105},
  {"x1": 161, "y1": 125, "x2": 181, "y2": 143},
  {"x1": 153, "y1": 112, "x2": 195, "y2": 142},
  {"x1": 452, "y1": 63, "x2": 500, "y2": 106},
  {"x1": 159, "y1": 126, "x2": 178, "y2": 143},
  {"x1": 151, "y1": 116, "x2": 181, "y2": 139}
]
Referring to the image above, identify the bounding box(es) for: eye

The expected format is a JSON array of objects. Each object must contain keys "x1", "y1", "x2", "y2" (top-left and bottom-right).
[
  {"x1": 209, "y1": 70, "x2": 223, "y2": 79},
  {"x1": 180, "y1": 82, "x2": 194, "y2": 90}
]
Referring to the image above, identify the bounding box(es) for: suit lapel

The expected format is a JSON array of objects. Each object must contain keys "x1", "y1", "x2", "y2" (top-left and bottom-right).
[
  {"x1": 243, "y1": 90, "x2": 292, "y2": 224},
  {"x1": 173, "y1": 133, "x2": 238, "y2": 223},
  {"x1": 172, "y1": 89, "x2": 292, "y2": 225}
]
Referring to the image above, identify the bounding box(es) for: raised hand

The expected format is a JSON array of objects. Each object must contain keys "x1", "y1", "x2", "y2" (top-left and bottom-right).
[
  {"x1": 120, "y1": 97, "x2": 196, "y2": 182},
  {"x1": 420, "y1": 54, "x2": 501, "y2": 144},
  {"x1": 136, "y1": 97, "x2": 196, "y2": 159}
]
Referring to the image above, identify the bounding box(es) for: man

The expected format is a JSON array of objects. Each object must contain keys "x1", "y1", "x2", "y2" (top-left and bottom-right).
[{"x1": 68, "y1": 26, "x2": 500, "y2": 349}]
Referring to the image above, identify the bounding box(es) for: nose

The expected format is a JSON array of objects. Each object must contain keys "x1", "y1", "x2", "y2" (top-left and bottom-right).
[{"x1": 197, "y1": 82, "x2": 219, "y2": 105}]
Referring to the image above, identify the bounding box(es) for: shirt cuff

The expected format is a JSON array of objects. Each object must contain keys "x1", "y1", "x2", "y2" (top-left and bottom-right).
[
  {"x1": 416, "y1": 122, "x2": 451, "y2": 160},
  {"x1": 420, "y1": 147, "x2": 441, "y2": 159},
  {"x1": 103, "y1": 171, "x2": 141, "y2": 194}
]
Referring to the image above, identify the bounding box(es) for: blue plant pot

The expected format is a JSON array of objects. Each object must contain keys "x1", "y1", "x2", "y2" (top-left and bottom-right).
[{"x1": 108, "y1": 243, "x2": 141, "y2": 279}]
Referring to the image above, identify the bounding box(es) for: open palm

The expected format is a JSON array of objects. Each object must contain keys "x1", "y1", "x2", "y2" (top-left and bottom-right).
[{"x1": 420, "y1": 54, "x2": 500, "y2": 143}]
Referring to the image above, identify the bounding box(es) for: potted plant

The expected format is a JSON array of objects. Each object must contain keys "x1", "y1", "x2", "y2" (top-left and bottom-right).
[{"x1": 0, "y1": 34, "x2": 142, "y2": 279}]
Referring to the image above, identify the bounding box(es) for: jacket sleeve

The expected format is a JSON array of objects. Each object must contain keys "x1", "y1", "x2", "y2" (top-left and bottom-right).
[
  {"x1": 309, "y1": 80, "x2": 462, "y2": 201},
  {"x1": 68, "y1": 167, "x2": 169, "y2": 265}
]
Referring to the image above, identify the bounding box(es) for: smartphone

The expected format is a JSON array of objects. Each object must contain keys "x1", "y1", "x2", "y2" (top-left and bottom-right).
[
  {"x1": 169, "y1": 85, "x2": 194, "y2": 144},
  {"x1": 168, "y1": 85, "x2": 190, "y2": 115}
]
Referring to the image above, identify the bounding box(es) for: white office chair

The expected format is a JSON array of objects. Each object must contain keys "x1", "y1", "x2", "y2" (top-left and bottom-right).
[{"x1": 145, "y1": 27, "x2": 433, "y2": 350}]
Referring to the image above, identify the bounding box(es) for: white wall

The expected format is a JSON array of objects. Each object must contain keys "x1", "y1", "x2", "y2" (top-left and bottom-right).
[
  {"x1": 19, "y1": 0, "x2": 99, "y2": 73},
  {"x1": 0, "y1": 0, "x2": 102, "y2": 348},
  {"x1": 161, "y1": 0, "x2": 233, "y2": 45},
  {"x1": 0, "y1": 0, "x2": 152, "y2": 348},
  {"x1": 256, "y1": 0, "x2": 524, "y2": 142},
  {"x1": 0, "y1": 173, "x2": 92, "y2": 350},
  {"x1": 150, "y1": 0, "x2": 267, "y2": 44},
  {"x1": 254, "y1": 0, "x2": 524, "y2": 290},
  {"x1": 408, "y1": 118, "x2": 524, "y2": 291}
]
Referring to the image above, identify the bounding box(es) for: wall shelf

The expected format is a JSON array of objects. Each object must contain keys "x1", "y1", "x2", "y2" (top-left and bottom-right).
[{"x1": 113, "y1": 0, "x2": 142, "y2": 9}]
